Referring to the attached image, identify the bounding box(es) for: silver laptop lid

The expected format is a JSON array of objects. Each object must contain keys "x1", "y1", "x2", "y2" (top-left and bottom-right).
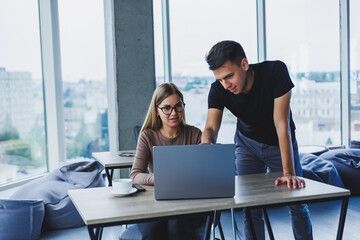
[{"x1": 153, "y1": 144, "x2": 235, "y2": 200}]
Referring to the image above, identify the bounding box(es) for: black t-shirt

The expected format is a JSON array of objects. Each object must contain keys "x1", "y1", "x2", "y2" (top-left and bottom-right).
[{"x1": 208, "y1": 60, "x2": 296, "y2": 146}]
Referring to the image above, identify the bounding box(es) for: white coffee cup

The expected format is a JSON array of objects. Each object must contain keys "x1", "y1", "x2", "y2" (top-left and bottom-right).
[{"x1": 112, "y1": 179, "x2": 133, "y2": 194}]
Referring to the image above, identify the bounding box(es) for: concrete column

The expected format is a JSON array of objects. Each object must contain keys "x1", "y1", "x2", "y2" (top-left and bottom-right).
[{"x1": 112, "y1": 0, "x2": 155, "y2": 150}]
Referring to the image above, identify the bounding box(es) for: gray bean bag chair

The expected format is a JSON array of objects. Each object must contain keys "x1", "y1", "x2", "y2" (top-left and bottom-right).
[
  {"x1": 319, "y1": 149, "x2": 360, "y2": 196},
  {"x1": 299, "y1": 153, "x2": 345, "y2": 188},
  {"x1": 10, "y1": 159, "x2": 105, "y2": 230},
  {"x1": 350, "y1": 140, "x2": 360, "y2": 149},
  {"x1": 0, "y1": 199, "x2": 44, "y2": 240}
]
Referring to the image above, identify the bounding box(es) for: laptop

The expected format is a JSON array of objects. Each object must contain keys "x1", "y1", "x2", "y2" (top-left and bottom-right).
[{"x1": 153, "y1": 144, "x2": 235, "y2": 200}]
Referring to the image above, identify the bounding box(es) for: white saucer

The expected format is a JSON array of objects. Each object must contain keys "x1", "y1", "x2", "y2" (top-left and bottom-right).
[{"x1": 108, "y1": 187, "x2": 138, "y2": 197}]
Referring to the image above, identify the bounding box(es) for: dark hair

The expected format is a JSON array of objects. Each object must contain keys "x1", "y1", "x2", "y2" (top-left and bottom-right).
[{"x1": 206, "y1": 40, "x2": 247, "y2": 70}]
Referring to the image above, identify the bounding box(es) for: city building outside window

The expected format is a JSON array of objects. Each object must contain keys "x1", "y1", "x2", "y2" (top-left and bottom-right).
[
  {"x1": 165, "y1": 0, "x2": 257, "y2": 143},
  {"x1": 350, "y1": 0, "x2": 360, "y2": 141},
  {"x1": 266, "y1": 0, "x2": 341, "y2": 146},
  {"x1": 58, "y1": 0, "x2": 109, "y2": 160},
  {"x1": 0, "y1": 1, "x2": 47, "y2": 185}
]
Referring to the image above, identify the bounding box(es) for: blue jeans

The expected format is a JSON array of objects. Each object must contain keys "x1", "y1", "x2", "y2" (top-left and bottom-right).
[
  {"x1": 137, "y1": 215, "x2": 205, "y2": 240},
  {"x1": 235, "y1": 130, "x2": 313, "y2": 240}
]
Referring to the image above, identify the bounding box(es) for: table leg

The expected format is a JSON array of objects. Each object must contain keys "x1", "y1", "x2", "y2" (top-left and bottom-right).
[
  {"x1": 263, "y1": 208, "x2": 274, "y2": 240},
  {"x1": 231, "y1": 208, "x2": 238, "y2": 240},
  {"x1": 99, "y1": 227, "x2": 103, "y2": 240},
  {"x1": 110, "y1": 169, "x2": 114, "y2": 180},
  {"x1": 336, "y1": 197, "x2": 349, "y2": 240},
  {"x1": 211, "y1": 211, "x2": 217, "y2": 240},
  {"x1": 105, "y1": 168, "x2": 113, "y2": 186},
  {"x1": 203, "y1": 215, "x2": 212, "y2": 240},
  {"x1": 217, "y1": 221, "x2": 225, "y2": 240},
  {"x1": 87, "y1": 226, "x2": 102, "y2": 240},
  {"x1": 244, "y1": 208, "x2": 257, "y2": 240}
]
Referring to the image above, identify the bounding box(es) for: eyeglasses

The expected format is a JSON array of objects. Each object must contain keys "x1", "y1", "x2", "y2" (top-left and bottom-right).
[{"x1": 157, "y1": 102, "x2": 185, "y2": 115}]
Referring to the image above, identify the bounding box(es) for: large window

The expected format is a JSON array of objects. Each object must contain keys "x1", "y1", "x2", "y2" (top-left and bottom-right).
[
  {"x1": 0, "y1": 0, "x2": 47, "y2": 185},
  {"x1": 153, "y1": 0, "x2": 165, "y2": 86},
  {"x1": 350, "y1": 0, "x2": 360, "y2": 141},
  {"x1": 58, "y1": 0, "x2": 109, "y2": 160},
  {"x1": 168, "y1": 0, "x2": 257, "y2": 143},
  {"x1": 2, "y1": 0, "x2": 358, "y2": 188},
  {"x1": 266, "y1": 0, "x2": 341, "y2": 146}
]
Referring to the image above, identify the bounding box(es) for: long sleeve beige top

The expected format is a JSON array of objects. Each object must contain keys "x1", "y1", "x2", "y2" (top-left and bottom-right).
[{"x1": 130, "y1": 125, "x2": 202, "y2": 185}]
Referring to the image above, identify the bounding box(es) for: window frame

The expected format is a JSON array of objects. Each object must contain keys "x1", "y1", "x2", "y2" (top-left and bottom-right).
[
  {"x1": 0, "y1": 0, "x2": 352, "y2": 190},
  {"x1": 160, "y1": 0, "x2": 350, "y2": 147},
  {"x1": 39, "y1": 0, "x2": 65, "y2": 172},
  {"x1": 339, "y1": 0, "x2": 350, "y2": 147}
]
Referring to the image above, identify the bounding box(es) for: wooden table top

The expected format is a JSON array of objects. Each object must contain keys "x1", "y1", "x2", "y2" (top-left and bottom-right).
[
  {"x1": 92, "y1": 150, "x2": 136, "y2": 168},
  {"x1": 69, "y1": 172, "x2": 350, "y2": 226}
]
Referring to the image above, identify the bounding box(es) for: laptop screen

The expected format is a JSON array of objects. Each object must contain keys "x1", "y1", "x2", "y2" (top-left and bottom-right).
[{"x1": 153, "y1": 144, "x2": 235, "y2": 200}]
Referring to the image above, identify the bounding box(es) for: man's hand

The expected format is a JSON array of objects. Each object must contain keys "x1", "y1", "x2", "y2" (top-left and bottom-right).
[
  {"x1": 275, "y1": 175, "x2": 306, "y2": 189},
  {"x1": 201, "y1": 109, "x2": 223, "y2": 145}
]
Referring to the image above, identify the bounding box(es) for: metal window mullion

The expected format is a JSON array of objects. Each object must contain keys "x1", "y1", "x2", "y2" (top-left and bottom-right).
[
  {"x1": 256, "y1": 0, "x2": 266, "y2": 62},
  {"x1": 103, "y1": 0, "x2": 119, "y2": 152},
  {"x1": 161, "y1": 0, "x2": 172, "y2": 82},
  {"x1": 38, "y1": 0, "x2": 65, "y2": 171},
  {"x1": 339, "y1": 0, "x2": 350, "y2": 147}
]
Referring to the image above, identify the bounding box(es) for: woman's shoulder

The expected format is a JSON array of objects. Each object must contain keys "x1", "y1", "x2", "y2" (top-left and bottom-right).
[
  {"x1": 138, "y1": 128, "x2": 162, "y2": 149},
  {"x1": 140, "y1": 128, "x2": 160, "y2": 139}
]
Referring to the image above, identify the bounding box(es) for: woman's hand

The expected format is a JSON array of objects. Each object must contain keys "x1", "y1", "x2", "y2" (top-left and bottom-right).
[{"x1": 275, "y1": 175, "x2": 306, "y2": 189}]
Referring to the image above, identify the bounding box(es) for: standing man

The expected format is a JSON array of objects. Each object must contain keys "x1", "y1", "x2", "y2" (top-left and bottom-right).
[{"x1": 202, "y1": 40, "x2": 313, "y2": 240}]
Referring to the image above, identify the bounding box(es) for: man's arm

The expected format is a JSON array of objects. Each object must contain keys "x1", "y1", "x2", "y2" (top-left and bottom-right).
[
  {"x1": 273, "y1": 90, "x2": 305, "y2": 188},
  {"x1": 201, "y1": 108, "x2": 223, "y2": 144}
]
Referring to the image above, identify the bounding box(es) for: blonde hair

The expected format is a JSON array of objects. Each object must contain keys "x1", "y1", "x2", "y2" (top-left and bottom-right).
[{"x1": 141, "y1": 83, "x2": 186, "y2": 132}]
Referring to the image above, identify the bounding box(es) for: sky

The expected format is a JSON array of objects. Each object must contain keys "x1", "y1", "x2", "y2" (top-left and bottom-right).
[
  {"x1": 0, "y1": 0, "x2": 359, "y2": 81},
  {"x1": 167, "y1": 0, "x2": 257, "y2": 77},
  {"x1": 57, "y1": 0, "x2": 106, "y2": 82},
  {"x1": 0, "y1": 0, "x2": 43, "y2": 79},
  {"x1": 0, "y1": 0, "x2": 106, "y2": 82},
  {"x1": 167, "y1": 0, "x2": 360, "y2": 76}
]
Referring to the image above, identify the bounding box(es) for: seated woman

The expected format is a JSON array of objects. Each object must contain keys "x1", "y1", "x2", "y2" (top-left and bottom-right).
[{"x1": 130, "y1": 83, "x2": 204, "y2": 240}]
